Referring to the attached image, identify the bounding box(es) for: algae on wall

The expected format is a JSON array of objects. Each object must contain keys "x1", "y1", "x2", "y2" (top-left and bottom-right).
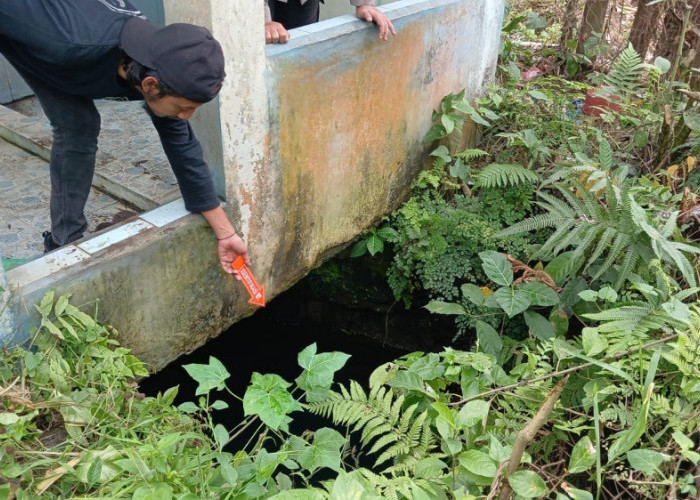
[{"x1": 1, "y1": 251, "x2": 17, "y2": 341}]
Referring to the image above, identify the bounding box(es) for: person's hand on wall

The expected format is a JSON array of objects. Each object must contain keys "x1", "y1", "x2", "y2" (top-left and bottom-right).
[
  {"x1": 266, "y1": 21, "x2": 290, "y2": 44},
  {"x1": 355, "y1": 5, "x2": 396, "y2": 41},
  {"x1": 218, "y1": 233, "x2": 251, "y2": 279}
]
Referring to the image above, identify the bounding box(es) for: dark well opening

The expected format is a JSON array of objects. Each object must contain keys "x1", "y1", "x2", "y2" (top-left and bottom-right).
[{"x1": 138, "y1": 256, "x2": 463, "y2": 456}]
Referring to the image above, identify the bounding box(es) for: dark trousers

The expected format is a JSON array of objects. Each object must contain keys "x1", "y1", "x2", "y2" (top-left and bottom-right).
[
  {"x1": 269, "y1": 0, "x2": 321, "y2": 29},
  {"x1": 13, "y1": 69, "x2": 100, "y2": 246}
]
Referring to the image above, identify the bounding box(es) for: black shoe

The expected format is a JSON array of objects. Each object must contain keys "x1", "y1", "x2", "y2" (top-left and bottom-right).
[{"x1": 42, "y1": 231, "x2": 60, "y2": 253}]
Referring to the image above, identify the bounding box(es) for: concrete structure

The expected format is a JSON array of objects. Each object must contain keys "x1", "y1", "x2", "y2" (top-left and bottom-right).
[{"x1": 2, "y1": 0, "x2": 504, "y2": 372}]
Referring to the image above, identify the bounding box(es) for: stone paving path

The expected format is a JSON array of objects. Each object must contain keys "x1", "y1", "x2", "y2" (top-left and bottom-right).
[{"x1": 0, "y1": 97, "x2": 179, "y2": 262}]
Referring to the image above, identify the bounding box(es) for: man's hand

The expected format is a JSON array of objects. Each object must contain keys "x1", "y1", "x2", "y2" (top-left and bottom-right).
[
  {"x1": 218, "y1": 233, "x2": 250, "y2": 279},
  {"x1": 266, "y1": 21, "x2": 290, "y2": 44},
  {"x1": 355, "y1": 5, "x2": 396, "y2": 41}
]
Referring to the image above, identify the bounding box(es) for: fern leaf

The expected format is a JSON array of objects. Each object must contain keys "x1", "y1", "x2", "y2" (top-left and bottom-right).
[
  {"x1": 537, "y1": 190, "x2": 577, "y2": 218},
  {"x1": 586, "y1": 227, "x2": 617, "y2": 270},
  {"x1": 535, "y1": 221, "x2": 579, "y2": 257},
  {"x1": 455, "y1": 148, "x2": 490, "y2": 160},
  {"x1": 591, "y1": 233, "x2": 631, "y2": 282},
  {"x1": 476, "y1": 163, "x2": 539, "y2": 189},
  {"x1": 497, "y1": 213, "x2": 572, "y2": 237},
  {"x1": 614, "y1": 246, "x2": 640, "y2": 290}
]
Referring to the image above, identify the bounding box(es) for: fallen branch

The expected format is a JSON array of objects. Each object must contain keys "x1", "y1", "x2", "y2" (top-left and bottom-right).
[{"x1": 497, "y1": 376, "x2": 569, "y2": 500}]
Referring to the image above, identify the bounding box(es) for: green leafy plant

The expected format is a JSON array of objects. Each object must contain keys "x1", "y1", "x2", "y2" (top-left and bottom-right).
[{"x1": 497, "y1": 178, "x2": 700, "y2": 289}]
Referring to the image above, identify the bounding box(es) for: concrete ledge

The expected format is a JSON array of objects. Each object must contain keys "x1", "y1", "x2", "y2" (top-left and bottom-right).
[{"x1": 4, "y1": 198, "x2": 258, "y2": 371}]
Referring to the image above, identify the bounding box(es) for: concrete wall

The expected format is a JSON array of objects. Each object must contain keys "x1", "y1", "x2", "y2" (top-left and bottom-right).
[{"x1": 4, "y1": 0, "x2": 504, "y2": 372}]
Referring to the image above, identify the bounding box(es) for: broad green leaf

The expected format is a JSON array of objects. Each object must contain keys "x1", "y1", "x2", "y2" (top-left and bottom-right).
[
  {"x1": 368, "y1": 362, "x2": 398, "y2": 388},
  {"x1": 489, "y1": 437, "x2": 511, "y2": 463},
  {"x1": 387, "y1": 370, "x2": 426, "y2": 393},
  {"x1": 366, "y1": 235, "x2": 384, "y2": 256},
  {"x1": 213, "y1": 424, "x2": 229, "y2": 450},
  {"x1": 672, "y1": 430, "x2": 694, "y2": 450},
  {"x1": 492, "y1": 287, "x2": 531, "y2": 317},
  {"x1": 183, "y1": 357, "x2": 230, "y2": 396},
  {"x1": 408, "y1": 353, "x2": 445, "y2": 380},
  {"x1": 177, "y1": 402, "x2": 199, "y2": 413},
  {"x1": 211, "y1": 400, "x2": 229, "y2": 410},
  {"x1": 508, "y1": 470, "x2": 547, "y2": 498},
  {"x1": 415, "y1": 457, "x2": 447, "y2": 478},
  {"x1": 424, "y1": 300, "x2": 466, "y2": 315},
  {"x1": 293, "y1": 427, "x2": 345, "y2": 473},
  {"x1": 76, "y1": 446, "x2": 121, "y2": 484},
  {"x1": 0, "y1": 413, "x2": 19, "y2": 425},
  {"x1": 430, "y1": 145, "x2": 451, "y2": 162},
  {"x1": 296, "y1": 343, "x2": 350, "y2": 402},
  {"x1": 243, "y1": 372, "x2": 302, "y2": 430},
  {"x1": 432, "y1": 401, "x2": 456, "y2": 427},
  {"x1": 476, "y1": 320, "x2": 502, "y2": 355},
  {"x1": 523, "y1": 310, "x2": 555, "y2": 340},
  {"x1": 376, "y1": 226, "x2": 398, "y2": 241},
  {"x1": 41, "y1": 317, "x2": 64, "y2": 340},
  {"x1": 561, "y1": 487, "x2": 594, "y2": 500},
  {"x1": 86, "y1": 457, "x2": 102, "y2": 488},
  {"x1": 627, "y1": 449, "x2": 669, "y2": 475},
  {"x1": 545, "y1": 251, "x2": 584, "y2": 286},
  {"x1": 549, "y1": 308, "x2": 569, "y2": 336},
  {"x1": 350, "y1": 240, "x2": 367, "y2": 257},
  {"x1": 633, "y1": 129, "x2": 648, "y2": 148},
  {"x1": 528, "y1": 90, "x2": 549, "y2": 101},
  {"x1": 423, "y1": 124, "x2": 446, "y2": 143},
  {"x1": 220, "y1": 461, "x2": 238, "y2": 486},
  {"x1": 132, "y1": 483, "x2": 174, "y2": 500},
  {"x1": 568, "y1": 436, "x2": 597, "y2": 473},
  {"x1": 684, "y1": 110, "x2": 700, "y2": 131},
  {"x1": 328, "y1": 470, "x2": 382, "y2": 500},
  {"x1": 461, "y1": 283, "x2": 485, "y2": 306},
  {"x1": 519, "y1": 282, "x2": 560, "y2": 306},
  {"x1": 460, "y1": 449, "x2": 498, "y2": 478},
  {"x1": 441, "y1": 114, "x2": 455, "y2": 135},
  {"x1": 456, "y1": 399, "x2": 490, "y2": 428},
  {"x1": 582, "y1": 328, "x2": 607, "y2": 356},
  {"x1": 653, "y1": 57, "x2": 671, "y2": 73},
  {"x1": 54, "y1": 294, "x2": 69, "y2": 317},
  {"x1": 36, "y1": 289, "x2": 55, "y2": 316},
  {"x1": 479, "y1": 251, "x2": 513, "y2": 286},
  {"x1": 577, "y1": 289, "x2": 598, "y2": 302},
  {"x1": 597, "y1": 286, "x2": 617, "y2": 302}
]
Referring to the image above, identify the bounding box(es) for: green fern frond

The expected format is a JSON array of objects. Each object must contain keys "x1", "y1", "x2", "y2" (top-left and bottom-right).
[
  {"x1": 497, "y1": 213, "x2": 572, "y2": 237},
  {"x1": 475, "y1": 163, "x2": 540, "y2": 189},
  {"x1": 455, "y1": 148, "x2": 490, "y2": 160},
  {"x1": 306, "y1": 381, "x2": 436, "y2": 470},
  {"x1": 357, "y1": 469, "x2": 440, "y2": 500},
  {"x1": 432, "y1": 155, "x2": 447, "y2": 170},
  {"x1": 586, "y1": 227, "x2": 617, "y2": 270},
  {"x1": 614, "y1": 246, "x2": 641, "y2": 290},
  {"x1": 602, "y1": 44, "x2": 645, "y2": 99},
  {"x1": 537, "y1": 190, "x2": 577, "y2": 218}
]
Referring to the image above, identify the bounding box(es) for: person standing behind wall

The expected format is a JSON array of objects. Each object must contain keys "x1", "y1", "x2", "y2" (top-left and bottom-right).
[
  {"x1": 0, "y1": 0, "x2": 250, "y2": 277},
  {"x1": 264, "y1": 0, "x2": 396, "y2": 44}
]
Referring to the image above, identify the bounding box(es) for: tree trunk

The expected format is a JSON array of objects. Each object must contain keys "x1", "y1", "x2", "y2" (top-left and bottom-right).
[
  {"x1": 628, "y1": 0, "x2": 663, "y2": 60},
  {"x1": 577, "y1": 0, "x2": 609, "y2": 58},
  {"x1": 559, "y1": 0, "x2": 580, "y2": 53}
]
